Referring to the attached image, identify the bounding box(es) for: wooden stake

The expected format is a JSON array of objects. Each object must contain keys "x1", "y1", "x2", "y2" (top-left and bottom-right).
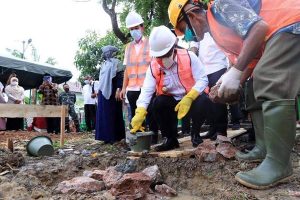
[
  {"x1": 60, "y1": 105, "x2": 66, "y2": 147},
  {"x1": 7, "y1": 138, "x2": 13, "y2": 152}
]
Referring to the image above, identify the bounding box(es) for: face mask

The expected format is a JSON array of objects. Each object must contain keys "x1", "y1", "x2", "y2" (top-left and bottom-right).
[
  {"x1": 64, "y1": 88, "x2": 70, "y2": 92},
  {"x1": 184, "y1": 27, "x2": 196, "y2": 42},
  {"x1": 130, "y1": 29, "x2": 142, "y2": 42},
  {"x1": 11, "y1": 81, "x2": 18, "y2": 86},
  {"x1": 84, "y1": 80, "x2": 90, "y2": 84},
  {"x1": 43, "y1": 76, "x2": 52, "y2": 83}
]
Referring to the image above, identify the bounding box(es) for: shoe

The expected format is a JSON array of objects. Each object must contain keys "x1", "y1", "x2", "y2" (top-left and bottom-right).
[
  {"x1": 209, "y1": 131, "x2": 226, "y2": 141},
  {"x1": 232, "y1": 123, "x2": 241, "y2": 130},
  {"x1": 235, "y1": 100, "x2": 296, "y2": 189},
  {"x1": 201, "y1": 126, "x2": 215, "y2": 139},
  {"x1": 191, "y1": 133, "x2": 203, "y2": 148},
  {"x1": 155, "y1": 138, "x2": 179, "y2": 152}
]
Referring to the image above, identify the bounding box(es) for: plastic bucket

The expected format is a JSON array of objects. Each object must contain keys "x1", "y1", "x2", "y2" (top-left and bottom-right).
[
  {"x1": 26, "y1": 136, "x2": 54, "y2": 156},
  {"x1": 127, "y1": 131, "x2": 153, "y2": 152}
]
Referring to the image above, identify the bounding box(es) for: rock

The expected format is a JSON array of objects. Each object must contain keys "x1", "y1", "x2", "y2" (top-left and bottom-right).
[
  {"x1": 194, "y1": 140, "x2": 221, "y2": 162},
  {"x1": 198, "y1": 139, "x2": 216, "y2": 150},
  {"x1": 155, "y1": 184, "x2": 177, "y2": 197},
  {"x1": 209, "y1": 83, "x2": 241, "y2": 104},
  {"x1": 216, "y1": 143, "x2": 237, "y2": 159},
  {"x1": 115, "y1": 159, "x2": 137, "y2": 173},
  {"x1": 142, "y1": 165, "x2": 162, "y2": 184},
  {"x1": 109, "y1": 172, "x2": 152, "y2": 200},
  {"x1": 83, "y1": 169, "x2": 106, "y2": 181},
  {"x1": 74, "y1": 150, "x2": 80, "y2": 155},
  {"x1": 58, "y1": 149, "x2": 66, "y2": 156},
  {"x1": 81, "y1": 149, "x2": 91, "y2": 156},
  {"x1": 103, "y1": 167, "x2": 123, "y2": 189},
  {"x1": 56, "y1": 176, "x2": 105, "y2": 194},
  {"x1": 102, "y1": 191, "x2": 116, "y2": 200},
  {"x1": 216, "y1": 135, "x2": 232, "y2": 144}
]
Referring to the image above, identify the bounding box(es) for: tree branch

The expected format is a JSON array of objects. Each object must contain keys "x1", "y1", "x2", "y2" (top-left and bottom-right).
[
  {"x1": 112, "y1": 0, "x2": 117, "y2": 10},
  {"x1": 101, "y1": 0, "x2": 129, "y2": 44}
]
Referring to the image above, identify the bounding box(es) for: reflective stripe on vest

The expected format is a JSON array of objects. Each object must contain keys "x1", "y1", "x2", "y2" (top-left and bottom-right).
[
  {"x1": 207, "y1": 0, "x2": 300, "y2": 69},
  {"x1": 150, "y1": 49, "x2": 196, "y2": 95},
  {"x1": 126, "y1": 38, "x2": 151, "y2": 87}
]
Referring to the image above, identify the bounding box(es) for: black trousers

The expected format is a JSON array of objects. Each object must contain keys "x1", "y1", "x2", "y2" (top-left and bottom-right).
[
  {"x1": 46, "y1": 117, "x2": 60, "y2": 134},
  {"x1": 152, "y1": 94, "x2": 210, "y2": 140},
  {"x1": 229, "y1": 103, "x2": 242, "y2": 124},
  {"x1": 127, "y1": 91, "x2": 159, "y2": 132},
  {"x1": 6, "y1": 118, "x2": 23, "y2": 130},
  {"x1": 207, "y1": 68, "x2": 228, "y2": 133},
  {"x1": 182, "y1": 113, "x2": 191, "y2": 133},
  {"x1": 84, "y1": 104, "x2": 97, "y2": 131}
]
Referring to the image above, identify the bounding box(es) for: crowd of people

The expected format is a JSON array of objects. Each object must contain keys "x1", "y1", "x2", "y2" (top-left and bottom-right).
[{"x1": 0, "y1": 73, "x2": 86, "y2": 133}]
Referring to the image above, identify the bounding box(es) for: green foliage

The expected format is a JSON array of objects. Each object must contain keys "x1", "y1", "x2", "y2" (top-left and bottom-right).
[
  {"x1": 45, "y1": 57, "x2": 57, "y2": 65},
  {"x1": 119, "y1": 0, "x2": 171, "y2": 35},
  {"x1": 5, "y1": 48, "x2": 23, "y2": 59},
  {"x1": 74, "y1": 30, "x2": 125, "y2": 81}
]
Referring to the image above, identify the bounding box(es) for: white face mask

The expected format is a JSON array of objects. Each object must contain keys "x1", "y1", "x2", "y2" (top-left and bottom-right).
[
  {"x1": 130, "y1": 29, "x2": 142, "y2": 42},
  {"x1": 11, "y1": 81, "x2": 18, "y2": 86},
  {"x1": 162, "y1": 51, "x2": 175, "y2": 69},
  {"x1": 84, "y1": 80, "x2": 90, "y2": 84}
]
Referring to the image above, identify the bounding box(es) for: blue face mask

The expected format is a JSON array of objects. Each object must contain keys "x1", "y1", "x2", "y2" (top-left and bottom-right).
[
  {"x1": 183, "y1": 27, "x2": 195, "y2": 42},
  {"x1": 130, "y1": 29, "x2": 142, "y2": 42}
]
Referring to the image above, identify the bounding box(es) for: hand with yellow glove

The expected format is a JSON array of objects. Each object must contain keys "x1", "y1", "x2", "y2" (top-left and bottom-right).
[
  {"x1": 130, "y1": 107, "x2": 147, "y2": 133},
  {"x1": 175, "y1": 89, "x2": 199, "y2": 119}
]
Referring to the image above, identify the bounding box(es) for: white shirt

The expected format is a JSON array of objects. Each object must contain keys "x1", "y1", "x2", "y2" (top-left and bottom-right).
[
  {"x1": 82, "y1": 81, "x2": 99, "y2": 105},
  {"x1": 190, "y1": 33, "x2": 228, "y2": 75},
  {"x1": 123, "y1": 37, "x2": 149, "y2": 92},
  {"x1": 136, "y1": 51, "x2": 208, "y2": 109}
]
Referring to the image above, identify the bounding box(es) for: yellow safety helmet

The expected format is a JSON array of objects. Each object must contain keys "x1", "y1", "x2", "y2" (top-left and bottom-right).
[{"x1": 168, "y1": 0, "x2": 208, "y2": 28}]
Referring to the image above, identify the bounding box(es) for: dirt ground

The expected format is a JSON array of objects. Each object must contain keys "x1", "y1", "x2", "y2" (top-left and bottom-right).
[{"x1": 0, "y1": 129, "x2": 299, "y2": 200}]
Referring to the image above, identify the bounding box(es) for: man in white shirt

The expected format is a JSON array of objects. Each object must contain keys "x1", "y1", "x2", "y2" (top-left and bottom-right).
[
  {"x1": 190, "y1": 33, "x2": 228, "y2": 140},
  {"x1": 120, "y1": 11, "x2": 159, "y2": 143},
  {"x1": 130, "y1": 26, "x2": 210, "y2": 151},
  {"x1": 82, "y1": 75, "x2": 98, "y2": 132}
]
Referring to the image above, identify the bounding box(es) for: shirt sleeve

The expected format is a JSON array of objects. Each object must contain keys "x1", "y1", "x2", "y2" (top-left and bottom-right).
[
  {"x1": 189, "y1": 51, "x2": 208, "y2": 93},
  {"x1": 136, "y1": 67, "x2": 156, "y2": 109},
  {"x1": 213, "y1": 0, "x2": 262, "y2": 38},
  {"x1": 123, "y1": 44, "x2": 129, "y2": 65}
]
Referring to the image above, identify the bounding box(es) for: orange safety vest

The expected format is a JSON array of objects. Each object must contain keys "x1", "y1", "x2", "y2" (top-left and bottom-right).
[
  {"x1": 125, "y1": 38, "x2": 151, "y2": 88},
  {"x1": 150, "y1": 48, "x2": 196, "y2": 95},
  {"x1": 207, "y1": 0, "x2": 300, "y2": 69}
]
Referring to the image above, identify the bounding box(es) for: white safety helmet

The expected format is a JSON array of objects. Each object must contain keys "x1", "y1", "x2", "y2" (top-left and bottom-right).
[
  {"x1": 125, "y1": 12, "x2": 144, "y2": 28},
  {"x1": 149, "y1": 25, "x2": 177, "y2": 57}
]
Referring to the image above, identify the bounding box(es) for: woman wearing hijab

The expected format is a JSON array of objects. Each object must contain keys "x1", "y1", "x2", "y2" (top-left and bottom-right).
[
  {"x1": 95, "y1": 45, "x2": 125, "y2": 143},
  {"x1": 5, "y1": 75, "x2": 25, "y2": 130}
]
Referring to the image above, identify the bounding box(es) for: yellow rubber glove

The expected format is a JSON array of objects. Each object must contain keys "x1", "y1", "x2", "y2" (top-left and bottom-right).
[
  {"x1": 130, "y1": 107, "x2": 147, "y2": 133},
  {"x1": 175, "y1": 89, "x2": 199, "y2": 119}
]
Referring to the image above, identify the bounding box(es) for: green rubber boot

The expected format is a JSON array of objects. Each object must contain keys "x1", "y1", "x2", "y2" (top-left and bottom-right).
[
  {"x1": 235, "y1": 110, "x2": 266, "y2": 162},
  {"x1": 235, "y1": 99, "x2": 296, "y2": 189}
]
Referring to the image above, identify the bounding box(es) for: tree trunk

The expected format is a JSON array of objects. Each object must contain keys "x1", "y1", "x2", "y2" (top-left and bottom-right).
[{"x1": 102, "y1": 0, "x2": 129, "y2": 44}]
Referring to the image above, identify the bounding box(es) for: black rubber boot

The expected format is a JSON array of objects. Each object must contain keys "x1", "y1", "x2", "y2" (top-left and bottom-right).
[{"x1": 155, "y1": 138, "x2": 179, "y2": 152}]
